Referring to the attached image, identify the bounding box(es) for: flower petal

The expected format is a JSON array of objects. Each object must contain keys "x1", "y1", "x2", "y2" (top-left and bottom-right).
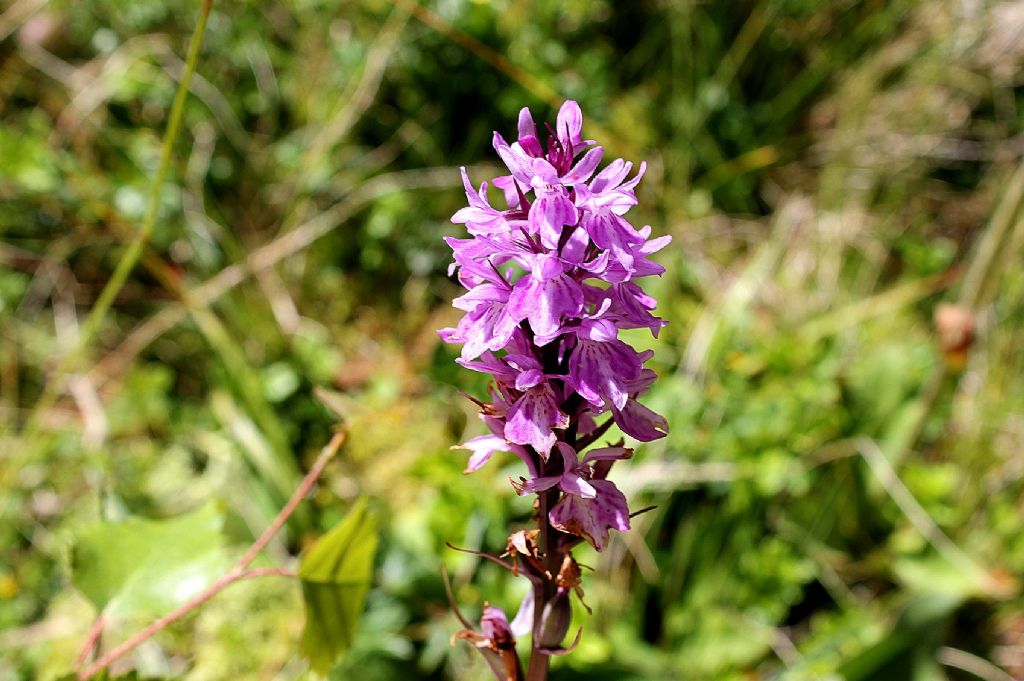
[
  {"x1": 505, "y1": 387, "x2": 568, "y2": 457},
  {"x1": 612, "y1": 399, "x2": 669, "y2": 441},
  {"x1": 581, "y1": 446, "x2": 632, "y2": 465},
  {"x1": 561, "y1": 147, "x2": 603, "y2": 185},
  {"x1": 454, "y1": 434, "x2": 511, "y2": 474},
  {"x1": 509, "y1": 589, "x2": 535, "y2": 638},
  {"x1": 517, "y1": 474, "x2": 561, "y2": 495},
  {"x1": 549, "y1": 479, "x2": 630, "y2": 551},
  {"x1": 556, "y1": 100, "x2": 584, "y2": 148},
  {"x1": 568, "y1": 337, "x2": 642, "y2": 410}
]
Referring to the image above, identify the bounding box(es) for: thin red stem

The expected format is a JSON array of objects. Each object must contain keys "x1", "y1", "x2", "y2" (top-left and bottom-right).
[
  {"x1": 73, "y1": 613, "x2": 105, "y2": 670},
  {"x1": 78, "y1": 568, "x2": 295, "y2": 680},
  {"x1": 236, "y1": 431, "x2": 345, "y2": 570},
  {"x1": 445, "y1": 542, "x2": 535, "y2": 580},
  {"x1": 440, "y1": 564, "x2": 474, "y2": 630},
  {"x1": 76, "y1": 431, "x2": 345, "y2": 680}
]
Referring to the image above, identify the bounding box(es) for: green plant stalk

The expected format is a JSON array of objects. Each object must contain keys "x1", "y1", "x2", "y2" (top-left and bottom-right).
[
  {"x1": 79, "y1": 3, "x2": 211, "y2": 348},
  {"x1": 9, "y1": 0, "x2": 212, "y2": 464},
  {"x1": 959, "y1": 161, "x2": 1024, "y2": 311}
]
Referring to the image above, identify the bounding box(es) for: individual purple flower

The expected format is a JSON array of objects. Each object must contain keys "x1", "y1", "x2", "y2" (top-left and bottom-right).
[
  {"x1": 495, "y1": 253, "x2": 584, "y2": 343},
  {"x1": 567, "y1": 319, "x2": 645, "y2": 410},
  {"x1": 516, "y1": 443, "x2": 631, "y2": 499},
  {"x1": 549, "y1": 479, "x2": 631, "y2": 552},
  {"x1": 515, "y1": 442, "x2": 597, "y2": 498},
  {"x1": 605, "y1": 281, "x2": 667, "y2": 336},
  {"x1": 611, "y1": 368, "x2": 669, "y2": 442},
  {"x1": 504, "y1": 382, "x2": 568, "y2": 458},
  {"x1": 452, "y1": 168, "x2": 513, "y2": 236},
  {"x1": 513, "y1": 443, "x2": 634, "y2": 551}
]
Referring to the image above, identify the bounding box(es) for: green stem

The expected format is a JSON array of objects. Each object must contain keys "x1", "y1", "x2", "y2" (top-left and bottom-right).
[
  {"x1": 80, "y1": 0, "x2": 212, "y2": 353},
  {"x1": 9, "y1": 0, "x2": 213, "y2": 479}
]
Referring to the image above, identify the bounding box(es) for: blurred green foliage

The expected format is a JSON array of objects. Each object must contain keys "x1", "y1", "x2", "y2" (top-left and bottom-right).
[
  {"x1": 70, "y1": 502, "x2": 232, "y2": 622},
  {"x1": 2, "y1": 0, "x2": 1024, "y2": 679},
  {"x1": 299, "y1": 497, "x2": 378, "y2": 673}
]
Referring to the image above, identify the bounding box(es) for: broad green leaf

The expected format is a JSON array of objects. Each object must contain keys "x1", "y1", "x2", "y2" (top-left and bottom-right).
[
  {"x1": 71, "y1": 502, "x2": 232, "y2": 619},
  {"x1": 299, "y1": 497, "x2": 379, "y2": 674}
]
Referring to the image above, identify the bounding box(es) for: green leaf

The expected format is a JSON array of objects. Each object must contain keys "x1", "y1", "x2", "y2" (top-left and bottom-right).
[
  {"x1": 71, "y1": 502, "x2": 232, "y2": 619},
  {"x1": 299, "y1": 497, "x2": 379, "y2": 674}
]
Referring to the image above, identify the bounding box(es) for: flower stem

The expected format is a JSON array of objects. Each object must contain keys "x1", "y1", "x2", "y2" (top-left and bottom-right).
[{"x1": 526, "y1": 485, "x2": 558, "y2": 681}]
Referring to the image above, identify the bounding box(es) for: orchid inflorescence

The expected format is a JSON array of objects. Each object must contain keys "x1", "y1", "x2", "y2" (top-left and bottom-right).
[{"x1": 440, "y1": 101, "x2": 669, "y2": 679}]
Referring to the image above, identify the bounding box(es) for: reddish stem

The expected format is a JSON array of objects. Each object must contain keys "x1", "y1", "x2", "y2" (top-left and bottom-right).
[
  {"x1": 525, "y1": 487, "x2": 558, "y2": 681},
  {"x1": 73, "y1": 614, "x2": 105, "y2": 670},
  {"x1": 77, "y1": 568, "x2": 295, "y2": 680},
  {"x1": 76, "y1": 431, "x2": 345, "y2": 680}
]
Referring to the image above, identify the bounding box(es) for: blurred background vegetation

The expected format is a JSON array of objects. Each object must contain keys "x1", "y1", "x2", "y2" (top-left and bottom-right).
[{"x1": 2, "y1": 0, "x2": 1024, "y2": 679}]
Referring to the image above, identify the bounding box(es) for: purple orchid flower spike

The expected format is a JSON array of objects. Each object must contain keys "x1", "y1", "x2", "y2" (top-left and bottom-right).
[{"x1": 440, "y1": 101, "x2": 669, "y2": 680}]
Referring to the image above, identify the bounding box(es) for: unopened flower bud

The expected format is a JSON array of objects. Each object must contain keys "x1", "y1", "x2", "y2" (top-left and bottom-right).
[{"x1": 536, "y1": 589, "x2": 572, "y2": 649}]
